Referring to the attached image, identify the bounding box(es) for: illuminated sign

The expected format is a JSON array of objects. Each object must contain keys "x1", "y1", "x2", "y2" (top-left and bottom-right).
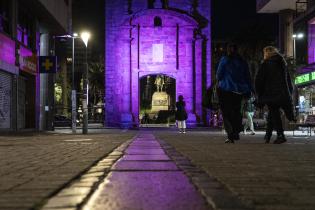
[
  {"x1": 294, "y1": 71, "x2": 315, "y2": 85},
  {"x1": 19, "y1": 45, "x2": 37, "y2": 75},
  {"x1": 295, "y1": 74, "x2": 311, "y2": 85}
]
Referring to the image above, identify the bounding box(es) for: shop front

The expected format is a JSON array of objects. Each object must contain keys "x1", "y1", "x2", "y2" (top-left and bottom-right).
[
  {"x1": 295, "y1": 70, "x2": 315, "y2": 122},
  {"x1": 18, "y1": 45, "x2": 37, "y2": 129},
  {"x1": 0, "y1": 33, "x2": 18, "y2": 130}
]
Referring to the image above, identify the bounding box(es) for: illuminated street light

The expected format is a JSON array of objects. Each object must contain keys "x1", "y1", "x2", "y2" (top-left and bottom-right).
[
  {"x1": 292, "y1": 33, "x2": 304, "y2": 64},
  {"x1": 297, "y1": 33, "x2": 304, "y2": 39},
  {"x1": 81, "y1": 32, "x2": 90, "y2": 47}
]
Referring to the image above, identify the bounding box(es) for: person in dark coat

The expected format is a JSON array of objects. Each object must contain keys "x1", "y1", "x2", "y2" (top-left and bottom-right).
[
  {"x1": 175, "y1": 95, "x2": 188, "y2": 133},
  {"x1": 255, "y1": 46, "x2": 295, "y2": 144},
  {"x1": 216, "y1": 43, "x2": 253, "y2": 143}
]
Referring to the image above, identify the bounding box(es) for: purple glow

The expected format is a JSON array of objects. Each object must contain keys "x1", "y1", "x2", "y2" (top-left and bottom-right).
[
  {"x1": 0, "y1": 33, "x2": 16, "y2": 65},
  {"x1": 105, "y1": 5, "x2": 211, "y2": 127},
  {"x1": 83, "y1": 135, "x2": 208, "y2": 210},
  {"x1": 152, "y1": 44, "x2": 164, "y2": 62},
  {"x1": 309, "y1": 23, "x2": 315, "y2": 64}
]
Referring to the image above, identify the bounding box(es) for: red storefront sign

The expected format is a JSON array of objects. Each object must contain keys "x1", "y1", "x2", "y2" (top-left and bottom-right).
[{"x1": 19, "y1": 45, "x2": 37, "y2": 75}]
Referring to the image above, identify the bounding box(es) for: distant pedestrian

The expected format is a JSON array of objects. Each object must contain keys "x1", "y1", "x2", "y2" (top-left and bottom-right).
[
  {"x1": 216, "y1": 43, "x2": 253, "y2": 143},
  {"x1": 243, "y1": 96, "x2": 256, "y2": 135},
  {"x1": 175, "y1": 95, "x2": 188, "y2": 133},
  {"x1": 255, "y1": 46, "x2": 295, "y2": 144}
]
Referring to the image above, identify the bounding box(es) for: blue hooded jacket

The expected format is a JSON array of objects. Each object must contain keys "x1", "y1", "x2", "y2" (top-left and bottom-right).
[{"x1": 216, "y1": 55, "x2": 252, "y2": 95}]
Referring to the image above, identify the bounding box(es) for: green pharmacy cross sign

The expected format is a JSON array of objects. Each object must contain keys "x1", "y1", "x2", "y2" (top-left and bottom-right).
[{"x1": 295, "y1": 72, "x2": 315, "y2": 85}]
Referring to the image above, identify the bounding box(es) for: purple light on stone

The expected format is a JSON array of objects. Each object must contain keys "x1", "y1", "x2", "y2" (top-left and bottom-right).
[
  {"x1": 308, "y1": 23, "x2": 315, "y2": 64},
  {"x1": 83, "y1": 172, "x2": 208, "y2": 210},
  {"x1": 105, "y1": 3, "x2": 211, "y2": 127}
]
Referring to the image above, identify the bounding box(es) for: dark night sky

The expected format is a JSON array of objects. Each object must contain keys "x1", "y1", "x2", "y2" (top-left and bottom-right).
[
  {"x1": 73, "y1": 0, "x2": 105, "y2": 59},
  {"x1": 212, "y1": 0, "x2": 278, "y2": 40},
  {"x1": 72, "y1": 0, "x2": 278, "y2": 56}
]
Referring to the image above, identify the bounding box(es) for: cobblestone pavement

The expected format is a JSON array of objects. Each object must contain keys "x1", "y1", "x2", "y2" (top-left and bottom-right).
[
  {"x1": 155, "y1": 130, "x2": 315, "y2": 210},
  {"x1": 0, "y1": 130, "x2": 136, "y2": 210}
]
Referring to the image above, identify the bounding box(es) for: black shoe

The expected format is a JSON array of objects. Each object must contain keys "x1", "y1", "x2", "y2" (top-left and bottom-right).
[
  {"x1": 225, "y1": 139, "x2": 234, "y2": 144},
  {"x1": 264, "y1": 133, "x2": 272, "y2": 144},
  {"x1": 233, "y1": 133, "x2": 240, "y2": 141},
  {"x1": 273, "y1": 135, "x2": 287, "y2": 144}
]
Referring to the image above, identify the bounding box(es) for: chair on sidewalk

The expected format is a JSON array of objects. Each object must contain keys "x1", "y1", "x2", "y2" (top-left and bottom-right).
[{"x1": 290, "y1": 115, "x2": 315, "y2": 137}]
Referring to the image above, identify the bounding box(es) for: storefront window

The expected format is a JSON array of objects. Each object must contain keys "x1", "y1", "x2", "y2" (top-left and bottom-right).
[
  {"x1": 17, "y1": 7, "x2": 35, "y2": 50},
  {"x1": 297, "y1": 86, "x2": 315, "y2": 122}
]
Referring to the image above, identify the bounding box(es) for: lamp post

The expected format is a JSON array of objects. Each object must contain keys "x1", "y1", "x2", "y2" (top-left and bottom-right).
[
  {"x1": 71, "y1": 33, "x2": 78, "y2": 134},
  {"x1": 292, "y1": 33, "x2": 304, "y2": 64},
  {"x1": 81, "y1": 31, "x2": 90, "y2": 134},
  {"x1": 54, "y1": 33, "x2": 79, "y2": 134}
]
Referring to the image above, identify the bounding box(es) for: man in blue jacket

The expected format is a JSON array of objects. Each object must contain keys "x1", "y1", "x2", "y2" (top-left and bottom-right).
[{"x1": 216, "y1": 43, "x2": 252, "y2": 143}]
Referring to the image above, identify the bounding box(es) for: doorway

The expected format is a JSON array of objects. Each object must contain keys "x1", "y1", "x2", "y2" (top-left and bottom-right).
[{"x1": 139, "y1": 74, "x2": 176, "y2": 126}]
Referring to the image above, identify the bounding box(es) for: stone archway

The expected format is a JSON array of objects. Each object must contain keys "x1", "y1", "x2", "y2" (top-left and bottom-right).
[{"x1": 105, "y1": 9, "x2": 211, "y2": 127}]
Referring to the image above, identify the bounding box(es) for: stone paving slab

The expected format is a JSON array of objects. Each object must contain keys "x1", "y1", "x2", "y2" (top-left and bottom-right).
[
  {"x1": 155, "y1": 130, "x2": 315, "y2": 210},
  {"x1": 121, "y1": 154, "x2": 171, "y2": 161},
  {"x1": 125, "y1": 148, "x2": 166, "y2": 155},
  {"x1": 112, "y1": 160, "x2": 179, "y2": 171},
  {"x1": 83, "y1": 171, "x2": 209, "y2": 210},
  {"x1": 0, "y1": 130, "x2": 136, "y2": 210},
  {"x1": 82, "y1": 133, "x2": 210, "y2": 210}
]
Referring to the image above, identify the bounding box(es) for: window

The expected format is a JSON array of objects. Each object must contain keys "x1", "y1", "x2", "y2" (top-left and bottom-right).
[
  {"x1": 148, "y1": 0, "x2": 154, "y2": 9},
  {"x1": 154, "y1": 16, "x2": 162, "y2": 27},
  {"x1": 0, "y1": 0, "x2": 11, "y2": 35},
  {"x1": 152, "y1": 44, "x2": 163, "y2": 62},
  {"x1": 17, "y1": 7, "x2": 36, "y2": 49}
]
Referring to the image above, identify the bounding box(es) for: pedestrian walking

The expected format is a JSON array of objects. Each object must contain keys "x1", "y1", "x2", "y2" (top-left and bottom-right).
[
  {"x1": 216, "y1": 43, "x2": 253, "y2": 143},
  {"x1": 175, "y1": 95, "x2": 188, "y2": 133},
  {"x1": 255, "y1": 46, "x2": 295, "y2": 144},
  {"x1": 243, "y1": 96, "x2": 256, "y2": 135}
]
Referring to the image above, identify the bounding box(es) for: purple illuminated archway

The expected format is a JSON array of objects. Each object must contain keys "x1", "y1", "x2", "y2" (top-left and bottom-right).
[{"x1": 105, "y1": 9, "x2": 210, "y2": 127}]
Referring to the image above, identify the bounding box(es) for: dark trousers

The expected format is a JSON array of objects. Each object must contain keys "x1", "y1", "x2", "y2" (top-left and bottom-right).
[
  {"x1": 218, "y1": 88, "x2": 243, "y2": 140},
  {"x1": 266, "y1": 103, "x2": 294, "y2": 137}
]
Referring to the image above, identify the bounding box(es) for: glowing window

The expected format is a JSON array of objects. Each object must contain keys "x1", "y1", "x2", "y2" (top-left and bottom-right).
[{"x1": 154, "y1": 16, "x2": 162, "y2": 27}]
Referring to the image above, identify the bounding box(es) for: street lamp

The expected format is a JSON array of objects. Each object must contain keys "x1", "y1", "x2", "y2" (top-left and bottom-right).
[
  {"x1": 81, "y1": 31, "x2": 90, "y2": 134},
  {"x1": 292, "y1": 33, "x2": 304, "y2": 63},
  {"x1": 54, "y1": 33, "x2": 80, "y2": 134},
  {"x1": 71, "y1": 33, "x2": 78, "y2": 134}
]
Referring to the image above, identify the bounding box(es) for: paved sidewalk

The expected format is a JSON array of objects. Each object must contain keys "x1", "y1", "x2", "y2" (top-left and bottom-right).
[
  {"x1": 83, "y1": 133, "x2": 209, "y2": 210},
  {"x1": 155, "y1": 130, "x2": 315, "y2": 210},
  {"x1": 0, "y1": 130, "x2": 136, "y2": 210}
]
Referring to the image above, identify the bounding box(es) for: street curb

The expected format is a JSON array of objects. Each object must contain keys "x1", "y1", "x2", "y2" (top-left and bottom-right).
[
  {"x1": 37, "y1": 137, "x2": 135, "y2": 210},
  {"x1": 157, "y1": 138, "x2": 254, "y2": 210}
]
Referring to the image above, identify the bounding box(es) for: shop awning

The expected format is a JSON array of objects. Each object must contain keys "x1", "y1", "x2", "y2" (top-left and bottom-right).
[{"x1": 297, "y1": 62, "x2": 315, "y2": 74}]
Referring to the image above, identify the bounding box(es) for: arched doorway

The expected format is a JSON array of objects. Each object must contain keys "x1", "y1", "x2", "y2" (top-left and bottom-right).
[
  {"x1": 105, "y1": 8, "x2": 211, "y2": 128},
  {"x1": 139, "y1": 74, "x2": 176, "y2": 126}
]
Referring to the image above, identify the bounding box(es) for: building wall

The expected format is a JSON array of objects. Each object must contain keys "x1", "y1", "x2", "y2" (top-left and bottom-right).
[
  {"x1": 38, "y1": 0, "x2": 70, "y2": 32},
  {"x1": 0, "y1": 0, "x2": 70, "y2": 132},
  {"x1": 105, "y1": 0, "x2": 211, "y2": 127}
]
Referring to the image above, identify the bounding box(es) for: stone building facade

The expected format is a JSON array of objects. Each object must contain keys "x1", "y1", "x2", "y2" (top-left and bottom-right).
[{"x1": 105, "y1": 0, "x2": 211, "y2": 127}]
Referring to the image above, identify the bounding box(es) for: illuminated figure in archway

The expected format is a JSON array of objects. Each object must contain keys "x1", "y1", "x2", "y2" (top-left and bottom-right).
[{"x1": 155, "y1": 75, "x2": 165, "y2": 92}]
